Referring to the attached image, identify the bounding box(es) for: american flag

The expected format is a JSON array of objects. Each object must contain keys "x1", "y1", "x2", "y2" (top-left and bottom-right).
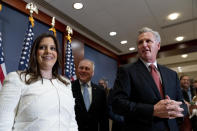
[
  {"x1": 0, "y1": 32, "x2": 7, "y2": 89},
  {"x1": 0, "y1": 0, "x2": 2, "y2": 12},
  {"x1": 18, "y1": 21, "x2": 34, "y2": 70},
  {"x1": 65, "y1": 40, "x2": 76, "y2": 81}
]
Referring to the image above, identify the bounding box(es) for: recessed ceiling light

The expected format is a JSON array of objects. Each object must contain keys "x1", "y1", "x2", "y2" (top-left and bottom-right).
[
  {"x1": 177, "y1": 67, "x2": 182, "y2": 72},
  {"x1": 167, "y1": 13, "x2": 180, "y2": 20},
  {"x1": 109, "y1": 32, "x2": 117, "y2": 36},
  {"x1": 181, "y1": 54, "x2": 188, "y2": 58},
  {"x1": 120, "y1": 40, "x2": 127, "y2": 44},
  {"x1": 176, "y1": 36, "x2": 184, "y2": 41},
  {"x1": 73, "y1": 2, "x2": 83, "y2": 10},
  {"x1": 129, "y1": 47, "x2": 135, "y2": 51}
]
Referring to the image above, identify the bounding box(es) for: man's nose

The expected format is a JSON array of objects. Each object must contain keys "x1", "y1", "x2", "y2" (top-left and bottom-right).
[{"x1": 142, "y1": 41, "x2": 148, "y2": 46}]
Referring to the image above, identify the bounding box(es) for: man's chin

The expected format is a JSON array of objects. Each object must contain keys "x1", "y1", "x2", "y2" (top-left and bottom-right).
[
  {"x1": 141, "y1": 55, "x2": 151, "y2": 60},
  {"x1": 79, "y1": 78, "x2": 88, "y2": 83}
]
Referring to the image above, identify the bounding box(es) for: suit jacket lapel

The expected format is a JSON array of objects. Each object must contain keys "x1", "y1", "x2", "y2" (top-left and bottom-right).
[
  {"x1": 88, "y1": 82, "x2": 96, "y2": 112},
  {"x1": 74, "y1": 80, "x2": 89, "y2": 112},
  {"x1": 136, "y1": 59, "x2": 161, "y2": 99}
]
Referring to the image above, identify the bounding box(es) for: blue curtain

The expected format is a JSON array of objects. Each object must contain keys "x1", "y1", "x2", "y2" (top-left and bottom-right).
[{"x1": 84, "y1": 45, "x2": 117, "y2": 88}]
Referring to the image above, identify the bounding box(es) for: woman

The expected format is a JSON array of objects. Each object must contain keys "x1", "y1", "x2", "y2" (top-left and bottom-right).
[{"x1": 0, "y1": 33, "x2": 78, "y2": 131}]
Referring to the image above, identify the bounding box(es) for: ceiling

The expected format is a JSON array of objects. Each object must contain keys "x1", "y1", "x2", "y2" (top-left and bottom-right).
[{"x1": 23, "y1": 0, "x2": 197, "y2": 78}]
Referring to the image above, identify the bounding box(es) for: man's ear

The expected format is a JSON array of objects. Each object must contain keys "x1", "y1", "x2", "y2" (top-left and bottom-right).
[{"x1": 157, "y1": 42, "x2": 161, "y2": 50}]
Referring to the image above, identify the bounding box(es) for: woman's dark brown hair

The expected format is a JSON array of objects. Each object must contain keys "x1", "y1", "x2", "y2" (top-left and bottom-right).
[{"x1": 20, "y1": 33, "x2": 69, "y2": 85}]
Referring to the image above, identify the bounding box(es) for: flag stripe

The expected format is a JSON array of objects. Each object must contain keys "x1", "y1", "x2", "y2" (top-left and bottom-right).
[
  {"x1": 0, "y1": 64, "x2": 4, "y2": 84},
  {"x1": 1, "y1": 63, "x2": 6, "y2": 76},
  {"x1": 0, "y1": 31, "x2": 7, "y2": 89}
]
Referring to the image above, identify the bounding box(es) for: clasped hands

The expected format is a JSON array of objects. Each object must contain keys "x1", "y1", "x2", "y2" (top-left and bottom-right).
[{"x1": 153, "y1": 95, "x2": 184, "y2": 119}]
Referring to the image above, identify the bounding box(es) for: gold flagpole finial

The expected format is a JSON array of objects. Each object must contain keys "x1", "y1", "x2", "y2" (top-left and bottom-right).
[
  {"x1": 49, "y1": 17, "x2": 56, "y2": 36},
  {"x1": 26, "y1": 2, "x2": 38, "y2": 27},
  {"x1": 66, "y1": 26, "x2": 73, "y2": 43},
  {"x1": 0, "y1": 0, "x2": 2, "y2": 11}
]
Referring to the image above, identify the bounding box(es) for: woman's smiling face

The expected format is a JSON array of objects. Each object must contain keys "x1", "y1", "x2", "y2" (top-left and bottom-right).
[{"x1": 36, "y1": 37, "x2": 57, "y2": 70}]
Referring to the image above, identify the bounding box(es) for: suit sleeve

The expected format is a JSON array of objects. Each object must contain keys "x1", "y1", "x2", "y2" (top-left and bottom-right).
[
  {"x1": 108, "y1": 89, "x2": 124, "y2": 122},
  {"x1": 174, "y1": 73, "x2": 188, "y2": 117},
  {"x1": 0, "y1": 72, "x2": 22, "y2": 131},
  {"x1": 99, "y1": 87, "x2": 109, "y2": 131},
  {"x1": 112, "y1": 66, "x2": 154, "y2": 125}
]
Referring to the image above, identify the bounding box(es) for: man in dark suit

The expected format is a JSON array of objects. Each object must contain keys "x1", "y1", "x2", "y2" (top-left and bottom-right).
[
  {"x1": 180, "y1": 75, "x2": 197, "y2": 131},
  {"x1": 112, "y1": 27, "x2": 188, "y2": 131},
  {"x1": 193, "y1": 80, "x2": 197, "y2": 93},
  {"x1": 180, "y1": 75, "x2": 195, "y2": 102},
  {"x1": 98, "y1": 78, "x2": 125, "y2": 131},
  {"x1": 72, "y1": 59, "x2": 109, "y2": 131}
]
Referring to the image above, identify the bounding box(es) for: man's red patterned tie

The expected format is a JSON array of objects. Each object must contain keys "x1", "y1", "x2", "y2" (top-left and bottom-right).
[{"x1": 149, "y1": 64, "x2": 164, "y2": 98}]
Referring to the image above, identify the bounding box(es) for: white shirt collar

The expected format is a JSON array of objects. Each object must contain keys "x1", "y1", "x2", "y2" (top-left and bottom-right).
[
  {"x1": 140, "y1": 58, "x2": 158, "y2": 69},
  {"x1": 79, "y1": 80, "x2": 91, "y2": 87}
]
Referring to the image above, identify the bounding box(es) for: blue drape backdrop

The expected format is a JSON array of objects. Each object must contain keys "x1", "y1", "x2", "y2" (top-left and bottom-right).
[{"x1": 84, "y1": 45, "x2": 117, "y2": 88}]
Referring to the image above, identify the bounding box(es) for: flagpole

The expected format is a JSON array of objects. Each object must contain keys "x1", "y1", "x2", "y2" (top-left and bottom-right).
[
  {"x1": 49, "y1": 17, "x2": 56, "y2": 36},
  {"x1": 26, "y1": 2, "x2": 38, "y2": 27},
  {"x1": 66, "y1": 26, "x2": 73, "y2": 43}
]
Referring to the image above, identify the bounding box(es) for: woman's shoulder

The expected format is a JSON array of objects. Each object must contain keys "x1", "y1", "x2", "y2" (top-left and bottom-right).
[
  {"x1": 3, "y1": 71, "x2": 25, "y2": 86},
  {"x1": 6, "y1": 71, "x2": 20, "y2": 79},
  {"x1": 5, "y1": 71, "x2": 30, "y2": 82}
]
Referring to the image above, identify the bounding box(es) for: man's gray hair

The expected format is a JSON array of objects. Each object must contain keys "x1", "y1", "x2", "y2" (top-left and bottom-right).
[
  {"x1": 138, "y1": 27, "x2": 161, "y2": 43},
  {"x1": 80, "y1": 59, "x2": 95, "y2": 71}
]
